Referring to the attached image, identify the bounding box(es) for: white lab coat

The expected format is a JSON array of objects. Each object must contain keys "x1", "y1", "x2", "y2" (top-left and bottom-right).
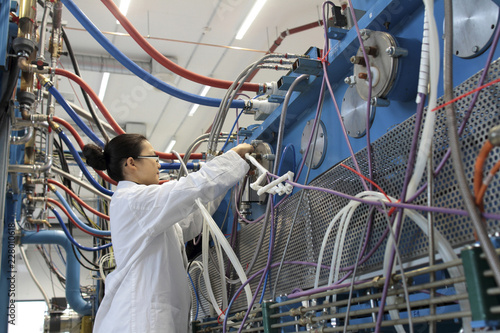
[{"x1": 93, "y1": 150, "x2": 249, "y2": 333}]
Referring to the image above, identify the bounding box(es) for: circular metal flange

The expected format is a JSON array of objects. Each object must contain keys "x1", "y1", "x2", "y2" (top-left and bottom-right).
[
  {"x1": 300, "y1": 120, "x2": 327, "y2": 169},
  {"x1": 453, "y1": 0, "x2": 499, "y2": 59},
  {"x1": 353, "y1": 30, "x2": 398, "y2": 101},
  {"x1": 341, "y1": 85, "x2": 376, "y2": 138}
]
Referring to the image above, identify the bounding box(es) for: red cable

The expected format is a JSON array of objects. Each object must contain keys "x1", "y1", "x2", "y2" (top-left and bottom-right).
[
  {"x1": 53, "y1": 68, "x2": 204, "y2": 161},
  {"x1": 100, "y1": 0, "x2": 261, "y2": 93},
  {"x1": 48, "y1": 179, "x2": 110, "y2": 221},
  {"x1": 47, "y1": 198, "x2": 110, "y2": 238},
  {"x1": 54, "y1": 68, "x2": 124, "y2": 135},
  {"x1": 340, "y1": 164, "x2": 391, "y2": 202},
  {"x1": 431, "y1": 77, "x2": 500, "y2": 113},
  {"x1": 52, "y1": 116, "x2": 118, "y2": 185},
  {"x1": 246, "y1": 20, "x2": 324, "y2": 83}
]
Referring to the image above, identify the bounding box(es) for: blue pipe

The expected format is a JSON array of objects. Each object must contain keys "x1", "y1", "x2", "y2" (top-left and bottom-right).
[
  {"x1": 58, "y1": 130, "x2": 114, "y2": 196},
  {"x1": 60, "y1": 0, "x2": 246, "y2": 109},
  {"x1": 160, "y1": 162, "x2": 196, "y2": 170},
  {"x1": 47, "y1": 85, "x2": 105, "y2": 148},
  {"x1": 21, "y1": 230, "x2": 92, "y2": 315},
  {"x1": 51, "y1": 208, "x2": 112, "y2": 252},
  {"x1": 53, "y1": 190, "x2": 111, "y2": 237}
]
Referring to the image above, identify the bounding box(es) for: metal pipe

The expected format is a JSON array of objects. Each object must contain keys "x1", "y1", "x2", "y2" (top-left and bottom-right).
[
  {"x1": 41, "y1": 91, "x2": 116, "y2": 134},
  {"x1": 37, "y1": 1, "x2": 52, "y2": 63},
  {"x1": 10, "y1": 126, "x2": 33, "y2": 145},
  {"x1": 20, "y1": 230, "x2": 92, "y2": 315},
  {"x1": 17, "y1": 0, "x2": 36, "y2": 40},
  {"x1": 270, "y1": 276, "x2": 466, "y2": 319},
  {"x1": 51, "y1": 166, "x2": 112, "y2": 201}
]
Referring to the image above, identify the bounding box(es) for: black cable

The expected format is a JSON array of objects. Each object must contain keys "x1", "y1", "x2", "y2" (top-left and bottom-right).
[
  {"x1": 61, "y1": 27, "x2": 110, "y2": 143},
  {"x1": 0, "y1": 55, "x2": 20, "y2": 112}
]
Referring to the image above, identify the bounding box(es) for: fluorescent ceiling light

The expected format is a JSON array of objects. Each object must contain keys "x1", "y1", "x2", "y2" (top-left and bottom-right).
[
  {"x1": 165, "y1": 139, "x2": 176, "y2": 153},
  {"x1": 188, "y1": 86, "x2": 211, "y2": 116},
  {"x1": 116, "y1": 0, "x2": 131, "y2": 24},
  {"x1": 98, "y1": 72, "x2": 110, "y2": 101},
  {"x1": 235, "y1": 0, "x2": 267, "y2": 40}
]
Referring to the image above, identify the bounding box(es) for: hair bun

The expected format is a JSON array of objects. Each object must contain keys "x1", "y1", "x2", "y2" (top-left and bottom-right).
[{"x1": 82, "y1": 144, "x2": 107, "y2": 170}]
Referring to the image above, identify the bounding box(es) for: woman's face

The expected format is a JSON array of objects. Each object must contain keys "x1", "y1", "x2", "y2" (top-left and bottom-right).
[{"x1": 135, "y1": 140, "x2": 160, "y2": 185}]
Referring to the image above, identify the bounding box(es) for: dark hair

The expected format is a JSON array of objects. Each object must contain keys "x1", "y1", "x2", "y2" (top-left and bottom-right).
[{"x1": 82, "y1": 134, "x2": 147, "y2": 182}]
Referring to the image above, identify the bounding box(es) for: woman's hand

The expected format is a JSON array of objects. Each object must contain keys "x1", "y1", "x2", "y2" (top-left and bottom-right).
[{"x1": 230, "y1": 143, "x2": 254, "y2": 159}]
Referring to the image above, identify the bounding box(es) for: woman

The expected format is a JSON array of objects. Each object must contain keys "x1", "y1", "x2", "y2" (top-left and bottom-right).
[{"x1": 83, "y1": 134, "x2": 254, "y2": 332}]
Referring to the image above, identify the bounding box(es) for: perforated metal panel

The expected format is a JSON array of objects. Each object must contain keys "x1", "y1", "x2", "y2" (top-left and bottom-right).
[{"x1": 190, "y1": 60, "x2": 500, "y2": 319}]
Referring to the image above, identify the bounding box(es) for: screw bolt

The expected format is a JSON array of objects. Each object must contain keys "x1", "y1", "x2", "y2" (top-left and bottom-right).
[
  {"x1": 358, "y1": 72, "x2": 368, "y2": 80},
  {"x1": 472, "y1": 46, "x2": 479, "y2": 53}
]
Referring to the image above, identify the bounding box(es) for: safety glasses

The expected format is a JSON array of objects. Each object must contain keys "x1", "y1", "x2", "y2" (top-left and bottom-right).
[{"x1": 136, "y1": 155, "x2": 160, "y2": 163}]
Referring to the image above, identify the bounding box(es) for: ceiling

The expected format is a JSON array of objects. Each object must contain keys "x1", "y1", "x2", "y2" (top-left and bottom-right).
[{"x1": 50, "y1": 0, "x2": 332, "y2": 154}]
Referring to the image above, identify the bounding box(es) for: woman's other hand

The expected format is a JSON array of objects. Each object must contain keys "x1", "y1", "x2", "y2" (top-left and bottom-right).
[{"x1": 230, "y1": 143, "x2": 254, "y2": 159}]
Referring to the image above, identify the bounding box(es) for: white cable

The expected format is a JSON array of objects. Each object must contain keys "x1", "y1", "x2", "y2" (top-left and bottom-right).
[
  {"x1": 245, "y1": 153, "x2": 294, "y2": 195},
  {"x1": 416, "y1": 10, "x2": 430, "y2": 103},
  {"x1": 19, "y1": 245, "x2": 51, "y2": 310},
  {"x1": 406, "y1": 0, "x2": 439, "y2": 198},
  {"x1": 212, "y1": 229, "x2": 229, "y2": 310},
  {"x1": 201, "y1": 221, "x2": 224, "y2": 318},
  {"x1": 98, "y1": 253, "x2": 115, "y2": 283},
  {"x1": 197, "y1": 199, "x2": 253, "y2": 316}
]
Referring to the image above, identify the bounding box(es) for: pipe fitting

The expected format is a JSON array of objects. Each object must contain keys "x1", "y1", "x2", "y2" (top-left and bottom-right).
[
  {"x1": 489, "y1": 125, "x2": 500, "y2": 146},
  {"x1": 27, "y1": 218, "x2": 51, "y2": 228},
  {"x1": 10, "y1": 126, "x2": 33, "y2": 145}
]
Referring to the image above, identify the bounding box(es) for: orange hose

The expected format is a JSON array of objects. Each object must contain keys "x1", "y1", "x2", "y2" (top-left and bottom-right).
[
  {"x1": 474, "y1": 140, "x2": 494, "y2": 198},
  {"x1": 476, "y1": 158, "x2": 500, "y2": 206}
]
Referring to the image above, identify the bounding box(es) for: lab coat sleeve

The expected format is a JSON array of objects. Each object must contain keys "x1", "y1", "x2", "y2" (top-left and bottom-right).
[{"x1": 130, "y1": 150, "x2": 248, "y2": 238}]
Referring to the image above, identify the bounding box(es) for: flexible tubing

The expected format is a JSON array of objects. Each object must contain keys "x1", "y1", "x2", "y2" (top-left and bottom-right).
[
  {"x1": 187, "y1": 272, "x2": 199, "y2": 321},
  {"x1": 58, "y1": 130, "x2": 114, "y2": 196},
  {"x1": 196, "y1": 199, "x2": 253, "y2": 311},
  {"x1": 52, "y1": 167, "x2": 112, "y2": 202},
  {"x1": 374, "y1": 6, "x2": 438, "y2": 328},
  {"x1": 47, "y1": 198, "x2": 107, "y2": 238},
  {"x1": 474, "y1": 140, "x2": 494, "y2": 197},
  {"x1": 51, "y1": 208, "x2": 112, "y2": 251},
  {"x1": 60, "y1": 0, "x2": 245, "y2": 109},
  {"x1": 100, "y1": 0, "x2": 260, "y2": 93},
  {"x1": 356, "y1": 191, "x2": 468, "y2": 332},
  {"x1": 50, "y1": 82, "x2": 201, "y2": 161},
  {"x1": 443, "y1": 0, "x2": 500, "y2": 291},
  {"x1": 52, "y1": 190, "x2": 111, "y2": 236},
  {"x1": 46, "y1": 85, "x2": 105, "y2": 147},
  {"x1": 476, "y1": 159, "x2": 500, "y2": 206},
  {"x1": 274, "y1": 74, "x2": 310, "y2": 175},
  {"x1": 54, "y1": 68, "x2": 124, "y2": 135},
  {"x1": 416, "y1": 11, "x2": 430, "y2": 103},
  {"x1": 53, "y1": 116, "x2": 118, "y2": 185},
  {"x1": 201, "y1": 218, "x2": 232, "y2": 320},
  {"x1": 61, "y1": 27, "x2": 111, "y2": 142},
  {"x1": 405, "y1": 0, "x2": 439, "y2": 199},
  {"x1": 347, "y1": 0, "x2": 374, "y2": 185},
  {"x1": 19, "y1": 244, "x2": 51, "y2": 309}
]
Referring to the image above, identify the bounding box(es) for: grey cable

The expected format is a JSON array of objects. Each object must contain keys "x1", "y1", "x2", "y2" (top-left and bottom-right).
[
  {"x1": 443, "y1": 0, "x2": 500, "y2": 287},
  {"x1": 172, "y1": 150, "x2": 190, "y2": 176},
  {"x1": 380, "y1": 201, "x2": 414, "y2": 333},
  {"x1": 343, "y1": 207, "x2": 374, "y2": 333},
  {"x1": 271, "y1": 81, "x2": 326, "y2": 299}
]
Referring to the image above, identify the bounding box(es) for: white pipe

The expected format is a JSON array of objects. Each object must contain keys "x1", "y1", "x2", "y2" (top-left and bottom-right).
[
  {"x1": 196, "y1": 199, "x2": 253, "y2": 311},
  {"x1": 406, "y1": 0, "x2": 440, "y2": 198},
  {"x1": 19, "y1": 245, "x2": 51, "y2": 310}
]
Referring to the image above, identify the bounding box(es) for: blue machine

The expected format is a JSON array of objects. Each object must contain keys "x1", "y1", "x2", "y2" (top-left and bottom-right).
[{"x1": 2, "y1": 0, "x2": 500, "y2": 332}]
